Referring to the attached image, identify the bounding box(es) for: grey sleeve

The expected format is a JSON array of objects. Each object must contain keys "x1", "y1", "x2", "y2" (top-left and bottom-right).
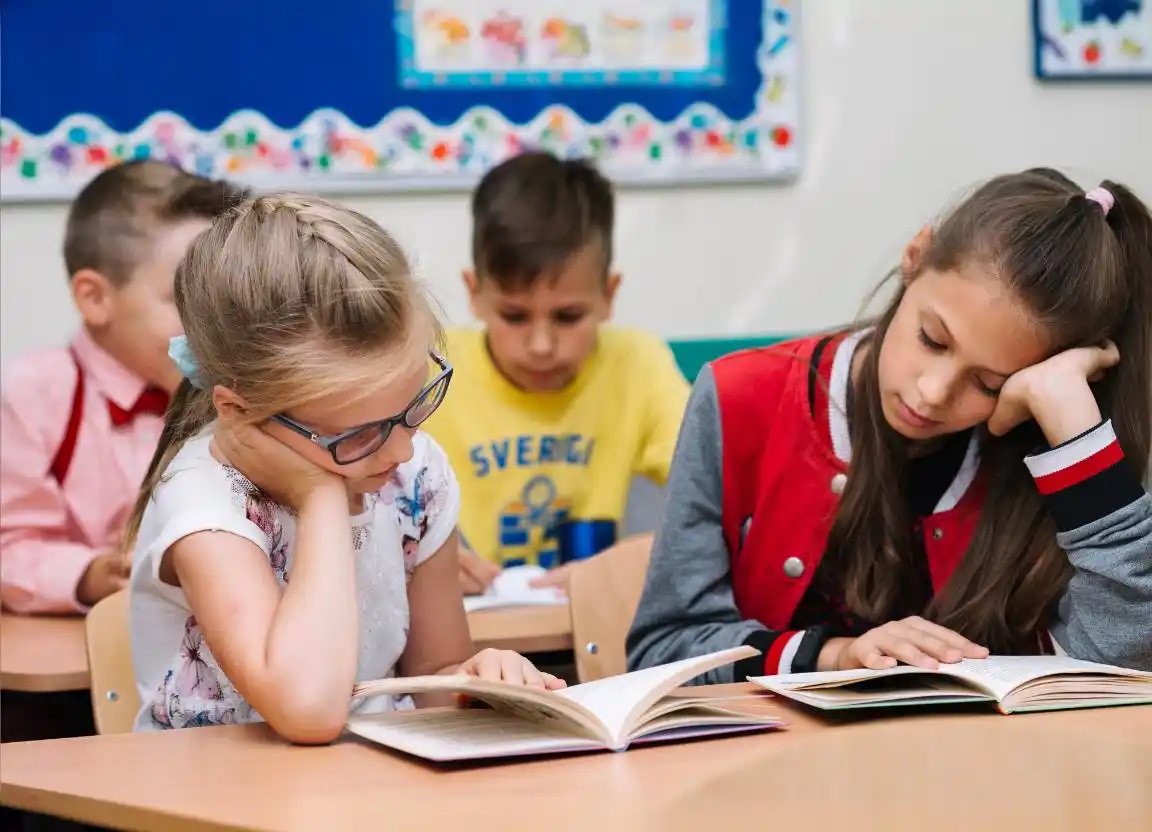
[
  {"x1": 1051, "y1": 493, "x2": 1152, "y2": 670},
  {"x1": 625, "y1": 367, "x2": 774, "y2": 685}
]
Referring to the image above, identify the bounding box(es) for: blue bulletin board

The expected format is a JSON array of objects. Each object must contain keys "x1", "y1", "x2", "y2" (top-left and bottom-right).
[{"x1": 0, "y1": 1, "x2": 801, "y2": 202}]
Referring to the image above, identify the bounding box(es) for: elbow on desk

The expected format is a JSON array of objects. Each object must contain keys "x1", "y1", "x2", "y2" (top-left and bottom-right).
[
  {"x1": 264, "y1": 707, "x2": 348, "y2": 746},
  {"x1": 260, "y1": 695, "x2": 350, "y2": 746}
]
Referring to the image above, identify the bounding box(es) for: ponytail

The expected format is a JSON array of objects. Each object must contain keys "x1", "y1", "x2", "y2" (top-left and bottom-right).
[
  {"x1": 1098, "y1": 180, "x2": 1152, "y2": 485},
  {"x1": 120, "y1": 379, "x2": 217, "y2": 555}
]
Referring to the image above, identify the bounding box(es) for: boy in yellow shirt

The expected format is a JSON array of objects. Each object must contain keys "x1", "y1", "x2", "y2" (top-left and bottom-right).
[{"x1": 423, "y1": 151, "x2": 690, "y2": 593}]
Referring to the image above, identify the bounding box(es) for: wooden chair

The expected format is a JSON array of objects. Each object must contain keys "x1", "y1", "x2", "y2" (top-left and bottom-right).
[
  {"x1": 567, "y1": 535, "x2": 653, "y2": 683},
  {"x1": 84, "y1": 589, "x2": 140, "y2": 734}
]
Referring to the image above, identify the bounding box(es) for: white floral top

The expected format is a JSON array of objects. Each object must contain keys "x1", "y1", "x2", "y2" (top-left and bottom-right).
[{"x1": 129, "y1": 430, "x2": 459, "y2": 731}]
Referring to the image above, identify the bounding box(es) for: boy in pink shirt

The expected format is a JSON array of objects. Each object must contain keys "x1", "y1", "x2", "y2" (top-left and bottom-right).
[{"x1": 0, "y1": 161, "x2": 246, "y2": 614}]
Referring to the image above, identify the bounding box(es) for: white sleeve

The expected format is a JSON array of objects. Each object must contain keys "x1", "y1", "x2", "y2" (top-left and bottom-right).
[
  {"x1": 410, "y1": 432, "x2": 461, "y2": 566},
  {"x1": 133, "y1": 454, "x2": 271, "y2": 591}
]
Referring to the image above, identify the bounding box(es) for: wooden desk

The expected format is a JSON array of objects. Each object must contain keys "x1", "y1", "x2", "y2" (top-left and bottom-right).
[
  {"x1": 0, "y1": 604, "x2": 569, "y2": 696},
  {"x1": 466, "y1": 604, "x2": 573, "y2": 653},
  {"x1": 2, "y1": 689, "x2": 1149, "y2": 831},
  {"x1": 0, "y1": 614, "x2": 89, "y2": 693}
]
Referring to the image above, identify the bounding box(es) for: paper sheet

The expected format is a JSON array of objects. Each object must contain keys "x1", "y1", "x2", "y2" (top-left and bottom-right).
[{"x1": 462, "y1": 564, "x2": 568, "y2": 612}]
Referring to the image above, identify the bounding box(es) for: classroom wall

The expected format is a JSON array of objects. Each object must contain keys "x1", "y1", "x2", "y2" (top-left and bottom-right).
[{"x1": 2, "y1": 0, "x2": 1149, "y2": 361}]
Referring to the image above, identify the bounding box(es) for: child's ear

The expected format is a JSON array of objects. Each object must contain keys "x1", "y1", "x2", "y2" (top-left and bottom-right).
[
  {"x1": 462, "y1": 268, "x2": 483, "y2": 319},
  {"x1": 211, "y1": 385, "x2": 249, "y2": 423},
  {"x1": 461, "y1": 268, "x2": 479, "y2": 296},
  {"x1": 69, "y1": 269, "x2": 116, "y2": 328},
  {"x1": 900, "y1": 225, "x2": 933, "y2": 284},
  {"x1": 602, "y1": 272, "x2": 622, "y2": 318}
]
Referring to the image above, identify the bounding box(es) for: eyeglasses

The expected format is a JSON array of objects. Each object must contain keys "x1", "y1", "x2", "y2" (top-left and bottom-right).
[{"x1": 271, "y1": 353, "x2": 453, "y2": 465}]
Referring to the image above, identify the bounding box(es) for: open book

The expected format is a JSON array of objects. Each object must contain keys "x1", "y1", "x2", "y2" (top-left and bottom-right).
[
  {"x1": 347, "y1": 646, "x2": 782, "y2": 761},
  {"x1": 462, "y1": 565, "x2": 567, "y2": 613},
  {"x1": 751, "y1": 655, "x2": 1152, "y2": 715}
]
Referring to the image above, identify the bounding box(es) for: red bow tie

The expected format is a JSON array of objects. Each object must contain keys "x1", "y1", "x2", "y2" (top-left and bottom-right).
[{"x1": 108, "y1": 388, "x2": 170, "y2": 427}]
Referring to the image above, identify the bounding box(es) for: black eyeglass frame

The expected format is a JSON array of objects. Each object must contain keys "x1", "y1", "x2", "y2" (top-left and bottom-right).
[{"x1": 271, "y1": 353, "x2": 453, "y2": 465}]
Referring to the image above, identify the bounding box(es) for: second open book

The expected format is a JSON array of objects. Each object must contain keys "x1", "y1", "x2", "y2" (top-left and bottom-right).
[
  {"x1": 347, "y1": 646, "x2": 781, "y2": 761},
  {"x1": 751, "y1": 654, "x2": 1152, "y2": 714}
]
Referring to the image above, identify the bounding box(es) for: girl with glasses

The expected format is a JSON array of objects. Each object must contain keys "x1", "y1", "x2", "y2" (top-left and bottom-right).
[{"x1": 124, "y1": 194, "x2": 564, "y2": 744}]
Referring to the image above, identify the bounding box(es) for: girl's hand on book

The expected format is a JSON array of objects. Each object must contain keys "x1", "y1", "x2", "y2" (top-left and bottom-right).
[
  {"x1": 455, "y1": 649, "x2": 567, "y2": 704},
  {"x1": 834, "y1": 617, "x2": 989, "y2": 671}
]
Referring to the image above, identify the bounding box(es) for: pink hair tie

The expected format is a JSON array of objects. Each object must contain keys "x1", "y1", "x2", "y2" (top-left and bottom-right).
[{"x1": 1084, "y1": 186, "x2": 1114, "y2": 216}]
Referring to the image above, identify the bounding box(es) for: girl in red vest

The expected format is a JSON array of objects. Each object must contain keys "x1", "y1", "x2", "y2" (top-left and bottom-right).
[{"x1": 628, "y1": 170, "x2": 1152, "y2": 681}]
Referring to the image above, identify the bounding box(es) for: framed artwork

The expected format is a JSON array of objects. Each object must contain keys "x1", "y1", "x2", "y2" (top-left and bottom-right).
[
  {"x1": 1033, "y1": 0, "x2": 1152, "y2": 79},
  {"x1": 0, "y1": 1, "x2": 801, "y2": 202}
]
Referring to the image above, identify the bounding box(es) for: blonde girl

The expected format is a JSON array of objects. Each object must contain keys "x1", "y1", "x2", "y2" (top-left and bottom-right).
[{"x1": 126, "y1": 195, "x2": 564, "y2": 744}]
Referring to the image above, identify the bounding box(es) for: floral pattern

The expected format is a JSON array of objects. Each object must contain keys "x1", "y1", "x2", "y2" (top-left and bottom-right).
[
  {"x1": 148, "y1": 616, "x2": 249, "y2": 729},
  {"x1": 383, "y1": 464, "x2": 448, "y2": 581},
  {"x1": 225, "y1": 465, "x2": 290, "y2": 583},
  {"x1": 138, "y1": 433, "x2": 457, "y2": 730},
  {"x1": 245, "y1": 493, "x2": 289, "y2": 583}
]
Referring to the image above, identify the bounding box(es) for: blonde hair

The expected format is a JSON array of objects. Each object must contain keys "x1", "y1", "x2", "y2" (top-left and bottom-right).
[{"x1": 123, "y1": 193, "x2": 441, "y2": 549}]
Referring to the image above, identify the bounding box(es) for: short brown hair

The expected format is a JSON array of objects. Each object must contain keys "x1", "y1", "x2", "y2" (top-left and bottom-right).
[
  {"x1": 63, "y1": 160, "x2": 248, "y2": 285},
  {"x1": 470, "y1": 152, "x2": 614, "y2": 289}
]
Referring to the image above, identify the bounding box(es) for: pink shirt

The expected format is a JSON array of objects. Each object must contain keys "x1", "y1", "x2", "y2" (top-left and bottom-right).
[{"x1": 1, "y1": 330, "x2": 164, "y2": 613}]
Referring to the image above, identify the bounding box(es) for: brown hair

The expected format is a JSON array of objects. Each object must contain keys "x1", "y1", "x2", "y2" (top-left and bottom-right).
[
  {"x1": 64, "y1": 159, "x2": 247, "y2": 285},
  {"x1": 470, "y1": 151, "x2": 614, "y2": 289},
  {"x1": 824, "y1": 169, "x2": 1152, "y2": 653},
  {"x1": 122, "y1": 194, "x2": 441, "y2": 550}
]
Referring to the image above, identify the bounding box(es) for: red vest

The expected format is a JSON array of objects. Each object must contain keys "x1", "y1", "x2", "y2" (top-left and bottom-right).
[{"x1": 711, "y1": 333, "x2": 986, "y2": 631}]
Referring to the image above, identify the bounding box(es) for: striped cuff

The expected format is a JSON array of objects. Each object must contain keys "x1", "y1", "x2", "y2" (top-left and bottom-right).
[
  {"x1": 740, "y1": 628, "x2": 829, "y2": 676},
  {"x1": 738, "y1": 630, "x2": 784, "y2": 679},
  {"x1": 1024, "y1": 420, "x2": 1143, "y2": 532},
  {"x1": 765, "y1": 631, "x2": 806, "y2": 674}
]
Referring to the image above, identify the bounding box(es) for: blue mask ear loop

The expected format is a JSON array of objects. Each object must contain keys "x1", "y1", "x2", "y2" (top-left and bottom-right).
[{"x1": 168, "y1": 335, "x2": 206, "y2": 390}]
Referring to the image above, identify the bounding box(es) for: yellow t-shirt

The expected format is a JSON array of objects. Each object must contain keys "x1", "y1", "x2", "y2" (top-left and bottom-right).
[{"x1": 423, "y1": 327, "x2": 690, "y2": 567}]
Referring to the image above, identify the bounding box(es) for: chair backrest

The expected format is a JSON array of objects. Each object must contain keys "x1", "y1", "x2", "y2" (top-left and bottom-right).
[
  {"x1": 567, "y1": 535, "x2": 653, "y2": 683},
  {"x1": 84, "y1": 589, "x2": 140, "y2": 734}
]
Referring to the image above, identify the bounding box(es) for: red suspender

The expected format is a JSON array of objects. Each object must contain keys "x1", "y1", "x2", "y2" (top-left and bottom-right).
[{"x1": 49, "y1": 349, "x2": 85, "y2": 485}]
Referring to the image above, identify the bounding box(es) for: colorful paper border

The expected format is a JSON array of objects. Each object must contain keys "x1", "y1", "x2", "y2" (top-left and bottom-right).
[{"x1": 0, "y1": 1, "x2": 798, "y2": 201}]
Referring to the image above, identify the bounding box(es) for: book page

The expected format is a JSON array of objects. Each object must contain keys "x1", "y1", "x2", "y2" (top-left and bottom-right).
[
  {"x1": 630, "y1": 706, "x2": 784, "y2": 741},
  {"x1": 553, "y1": 646, "x2": 758, "y2": 747},
  {"x1": 352, "y1": 645, "x2": 757, "y2": 749},
  {"x1": 346, "y1": 707, "x2": 602, "y2": 762},
  {"x1": 462, "y1": 565, "x2": 567, "y2": 612},
  {"x1": 750, "y1": 669, "x2": 995, "y2": 708},
  {"x1": 753, "y1": 655, "x2": 1152, "y2": 704},
  {"x1": 751, "y1": 665, "x2": 937, "y2": 691},
  {"x1": 937, "y1": 655, "x2": 1152, "y2": 700},
  {"x1": 352, "y1": 674, "x2": 604, "y2": 740}
]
